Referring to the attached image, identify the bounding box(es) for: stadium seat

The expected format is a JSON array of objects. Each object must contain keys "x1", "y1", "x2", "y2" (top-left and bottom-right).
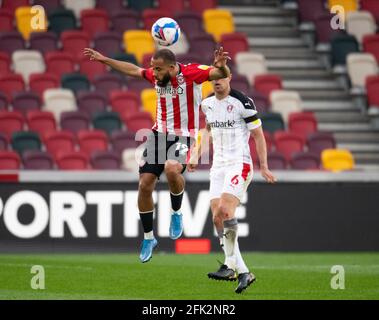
[
  {"x1": 126, "y1": 77, "x2": 152, "y2": 94},
  {"x1": 0, "y1": 151, "x2": 21, "y2": 170},
  {"x1": 15, "y1": 6, "x2": 47, "y2": 40},
  {"x1": 80, "y1": 8, "x2": 110, "y2": 39},
  {"x1": 1, "y1": 0, "x2": 29, "y2": 14},
  {"x1": 43, "y1": 88, "x2": 77, "y2": 121},
  {"x1": 29, "y1": 73, "x2": 59, "y2": 99},
  {"x1": 175, "y1": 12, "x2": 204, "y2": 38},
  {"x1": 346, "y1": 11, "x2": 376, "y2": 44},
  {"x1": 96, "y1": 0, "x2": 125, "y2": 16},
  {"x1": 260, "y1": 112, "x2": 285, "y2": 134},
  {"x1": 363, "y1": 34, "x2": 379, "y2": 64},
  {"x1": 22, "y1": 150, "x2": 54, "y2": 170},
  {"x1": 77, "y1": 91, "x2": 108, "y2": 115},
  {"x1": 267, "y1": 151, "x2": 287, "y2": 170},
  {"x1": 235, "y1": 52, "x2": 267, "y2": 85},
  {"x1": 45, "y1": 51, "x2": 75, "y2": 79},
  {"x1": 288, "y1": 112, "x2": 318, "y2": 141},
  {"x1": 94, "y1": 32, "x2": 122, "y2": 57},
  {"x1": 111, "y1": 130, "x2": 140, "y2": 154},
  {"x1": 327, "y1": 0, "x2": 358, "y2": 13},
  {"x1": 0, "y1": 74, "x2": 25, "y2": 100},
  {"x1": 175, "y1": 53, "x2": 202, "y2": 65},
  {"x1": 63, "y1": 0, "x2": 96, "y2": 19},
  {"x1": 0, "y1": 52, "x2": 11, "y2": 75},
  {"x1": 126, "y1": 0, "x2": 154, "y2": 12},
  {"x1": 11, "y1": 131, "x2": 41, "y2": 155},
  {"x1": 250, "y1": 91, "x2": 270, "y2": 113},
  {"x1": 61, "y1": 73, "x2": 90, "y2": 95},
  {"x1": 141, "y1": 88, "x2": 157, "y2": 120},
  {"x1": 331, "y1": 33, "x2": 359, "y2": 67},
  {"x1": 188, "y1": 34, "x2": 217, "y2": 64},
  {"x1": 361, "y1": 0, "x2": 379, "y2": 24},
  {"x1": 347, "y1": 53, "x2": 378, "y2": 88},
  {"x1": 0, "y1": 111, "x2": 24, "y2": 139},
  {"x1": 0, "y1": 9, "x2": 14, "y2": 32},
  {"x1": 274, "y1": 131, "x2": 304, "y2": 162},
  {"x1": 270, "y1": 90, "x2": 302, "y2": 123},
  {"x1": 56, "y1": 150, "x2": 89, "y2": 170},
  {"x1": 93, "y1": 73, "x2": 124, "y2": 96},
  {"x1": 123, "y1": 30, "x2": 155, "y2": 64},
  {"x1": 230, "y1": 75, "x2": 250, "y2": 95},
  {"x1": 0, "y1": 93, "x2": 8, "y2": 111},
  {"x1": 203, "y1": 9, "x2": 235, "y2": 42},
  {"x1": 110, "y1": 90, "x2": 140, "y2": 115},
  {"x1": 315, "y1": 13, "x2": 340, "y2": 44},
  {"x1": 121, "y1": 147, "x2": 143, "y2": 172},
  {"x1": 0, "y1": 31, "x2": 25, "y2": 55},
  {"x1": 220, "y1": 33, "x2": 249, "y2": 60},
  {"x1": 111, "y1": 52, "x2": 139, "y2": 66},
  {"x1": 111, "y1": 9, "x2": 140, "y2": 34},
  {"x1": 157, "y1": 0, "x2": 185, "y2": 16},
  {"x1": 141, "y1": 53, "x2": 153, "y2": 69},
  {"x1": 12, "y1": 50, "x2": 46, "y2": 83},
  {"x1": 90, "y1": 150, "x2": 121, "y2": 170},
  {"x1": 43, "y1": 130, "x2": 75, "y2": 158},
  {"x1": 12, "y1": 91, "x2": 41, "y2": 115},
  {"x1": 61, "y1": 30, "x2": 90, "y2": 61},
  {"x1": 26, "y1": 110, "x2": 56, "y2": 136},
  {"x1": 306, "y1": 132, "x2": 336, "y2": 155},
  {"x1": 122, "y1": 111, "x2": 154, "y2": 132},
  {"x1": 60, "y1": 111, "x2": 90, "y2": 134},
  {"x1": 48, "y1": 8, "x2": 77, "y2": 35},
  {"x1": 79, "y1": 59, "x2": 106, "y2": 84},
  {"x1": 366, "y1": 75, "x2": 379, "y2": 109},
  {"x1": 142, "y1": 9, "x2": 170, "y2": 30},
  {"x1": 78, "y1": 129, "x2": 108, "y2": 155},
  {"x1": 321, "y1": 148, "x2": 355, "y2": 171},
  {"x1": 32, "y1": 0, "x2": 61, "y2": 14},
  {"x1": 290, "y1": 151, "x2": 321, "y2": 170},
  {"x1": 92, "y1": 111, "x2": 122, "y2": 135},
  {"x1": 0, "y1": 132, "x2": 8, "y2": 150},
  {"x1": 187, "y1": 0, "x2": 217, "y2": 14},
  {"x1": 29, "y1": 32, "x2": 58, "y2": 54},
  {"x1": 254, "y1": 74, "x2": 283, "y2": 98},
  {"x1": 297, "y1": 0, "x2": 326, "y2": 22}
]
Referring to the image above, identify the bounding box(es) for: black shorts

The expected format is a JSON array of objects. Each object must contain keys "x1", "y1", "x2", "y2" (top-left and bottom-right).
[{"x1": 139, "y1": 130, "x2": 195, "y2": 178}]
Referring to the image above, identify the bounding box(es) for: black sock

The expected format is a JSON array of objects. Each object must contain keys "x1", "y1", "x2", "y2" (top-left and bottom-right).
[
  {"x1": 170, "y1": 190, "x2": 184, "y2": 212},
  {"x1": 139, "y1": 211, "x2": 153, "y2": 233}
]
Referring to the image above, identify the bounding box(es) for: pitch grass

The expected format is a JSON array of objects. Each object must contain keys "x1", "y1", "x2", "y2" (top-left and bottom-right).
[{"x1": 0, "y1": 252, "x2": 378, "y2": 300}]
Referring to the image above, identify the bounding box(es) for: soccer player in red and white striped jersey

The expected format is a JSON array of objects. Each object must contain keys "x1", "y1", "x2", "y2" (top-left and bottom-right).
[{"x1": 84, "y1": 46, "x2": 231, "y2": 262}]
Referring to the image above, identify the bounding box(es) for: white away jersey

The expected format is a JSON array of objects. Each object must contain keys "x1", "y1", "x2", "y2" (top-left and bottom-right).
[{"x1": 201, "y1": 89, "x2": 262, "y2": 168}]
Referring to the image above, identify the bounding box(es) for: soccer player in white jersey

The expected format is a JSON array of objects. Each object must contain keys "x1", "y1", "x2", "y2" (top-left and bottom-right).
[
  {"x1": 84, "y1": 47, "x2": 231, "y2": 263},
  {"x1": 188, "y1": 75, "x2": 276, "y2": 293}
]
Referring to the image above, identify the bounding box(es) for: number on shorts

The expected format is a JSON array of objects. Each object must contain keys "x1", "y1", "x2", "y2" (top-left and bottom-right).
[{"x1": 231, "y1": 175, "x2": 239, "y2": 185}]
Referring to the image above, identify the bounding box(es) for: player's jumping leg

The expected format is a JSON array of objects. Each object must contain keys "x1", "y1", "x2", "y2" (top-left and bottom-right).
[
  {"x1": 164, "y1": 160, "x2": 185, "y2": 239},
  {"x1": 138, "y1": 173, "x2": 158, "y2": 263}
]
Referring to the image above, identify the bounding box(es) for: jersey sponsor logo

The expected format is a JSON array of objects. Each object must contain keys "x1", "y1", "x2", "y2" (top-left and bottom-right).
[
  {"x1": 209, "y1": 120, "x2": 236, "y2": 128},
  {"x1": 156, "y1": 86, "x2": 184, "y2": 96},
  {"x1": 227, "y1": 105, "x2": 234, "y2": 113},
  {"x1": 198, "y1": 65, "x2": 210, "y2": 70}
]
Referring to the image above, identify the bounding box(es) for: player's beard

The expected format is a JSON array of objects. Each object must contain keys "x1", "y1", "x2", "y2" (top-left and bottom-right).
[{"x1": 157, "y1": 72, "x2": 171, "y2": 87}]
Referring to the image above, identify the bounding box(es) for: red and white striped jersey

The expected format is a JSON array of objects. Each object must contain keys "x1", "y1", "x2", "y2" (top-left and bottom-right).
[{"x1": 141, "y1": 63, "x2": 212, "y2": 137}]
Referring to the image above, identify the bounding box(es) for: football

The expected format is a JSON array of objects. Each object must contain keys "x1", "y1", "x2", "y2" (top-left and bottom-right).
[{"x1": 151, "y1": 17, "x2": 181, "y2": 46}]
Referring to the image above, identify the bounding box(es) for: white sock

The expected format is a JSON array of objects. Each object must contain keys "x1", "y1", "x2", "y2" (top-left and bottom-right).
[
  {"x1": 144, "y1": 231, "x2": 154, "y2": 240},
  {"x1": 235, "y1": 241, "x2": 249, "y2": 274},
  {"x1": 223, "y1": 219, "x2": 238, "y2": 270}
]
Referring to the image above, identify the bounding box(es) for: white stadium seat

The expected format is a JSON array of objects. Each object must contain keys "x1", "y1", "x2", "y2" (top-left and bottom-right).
[
  {"x1": 43, "y1": 88, "x2": 77, "y2": 122},
  {"x1": 347, "y1": 53, "x2": 378, "y2": 87},
  {"x1": 12, "y1": 50, "x2": 45, "y2": 84},
  {"x1": 270, "y1": 90, "x2": 302, "y2": 123},
  {"x1": 235, "y1": 52, "x2": 267, "y2": 85}
]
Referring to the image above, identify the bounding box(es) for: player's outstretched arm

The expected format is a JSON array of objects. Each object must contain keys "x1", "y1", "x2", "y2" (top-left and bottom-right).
[
  {"x1": 251, "y1": 126, "x2": 277, "y2": 183},
  {"x1": 83, "y1": 48, "x2": 143, "y2": 78},
  {"x1": 209, "y1": 47, "x2": 231, "y2": 81}
]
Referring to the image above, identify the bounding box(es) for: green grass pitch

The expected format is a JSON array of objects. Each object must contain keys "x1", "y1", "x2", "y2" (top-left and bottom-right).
[{"x1": 0, "y1": 252, "x2": 378, "y2": 300}]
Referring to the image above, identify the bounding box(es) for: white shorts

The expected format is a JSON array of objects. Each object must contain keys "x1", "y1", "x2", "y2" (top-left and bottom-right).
[{"x1": 209, "y1": 162, "x2": 253, "y2": 201}]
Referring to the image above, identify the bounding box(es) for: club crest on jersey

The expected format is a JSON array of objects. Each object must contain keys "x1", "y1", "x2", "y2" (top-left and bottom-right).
[
  {"x1": 227, "y1": 105, "x2": 234, "y2": 113},
  {"x1": 177, "y1": 75, "x2": 185, "y2": 85}
]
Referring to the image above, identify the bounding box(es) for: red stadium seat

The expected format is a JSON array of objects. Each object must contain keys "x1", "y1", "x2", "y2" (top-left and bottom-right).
[
  {"x1": 77, "y1": 129, "x2": 108, "y2": 155},
  {"x1": 0, "y1": 9, "x2": 14, "y2": 32},
  {"x1": 77, "y1": 91, "x2": 108, "y2": 115},
  {"x1": 142, "y1": 9, "x2": 171, "y2": 30},
  {"x1": 274, "y1": 131, "x2": 304, "y2": 162},
  {"x1": 174, "y1": 12, "x2": 204, "y2": 37},
  {"x1": 0, "y1": 52, "x2": 11, "y2": 75},
  {"x1": 1, "y1": 0, "x2": 29, "y2": 13},
  {"x1": 0, "y1": 132, "x2": 8, "y2": 150},
  {"x1": 297, "y1": 0, "x2": 326, "y2": 23},
  {"x1": 96, "y1": 0, "x2": 125, "y2": 15},
  {"x1": 0, "y1": 111, "x2": 24, "y2": 139},
  {"x1": 93, "y1": 31, "x2": 122, "y2": 57},
  {"x1": 56, "y1": 150, "x2": 89, "y2": 170},
  {"x1": 61, "y1": 30, "x2": 90, "y2": 61},
  {"x1": 220, "y1": 32, "x2": 249, "y2": 60},
  {"x1": 254, "y1": 74, "x2": 283, "y2": 98},
  {"x1": 187, "y1": 0, "x2": 217, "y2": 14},
  {"x1": 26, "y1": 111, "x2": 56, "y2": 136},
  {"x1": 111, "y1": 9, "x2": 140, "y2": 34},
  {"x1": 43, "y1": 130, "x2": 76, "y2": 159},
  {"x1": 0, "y1": 93, "x2": 8, "y2": 111},
  {"x1": 93, "y1": 73, "x2": 124, "y2": 96},
  {"x1": 78, "y1": 56, "x2": 107, "y2": 82},
  {"x1": 306, "y1": 132, "x2": 336, "y2": 155},
  {"x1": 366, "y1": 75, "x2": 379, "y2": 109},
  {"x1": 60, "y1": 111, "x2": 90, "y2": 134},
  {"x1": 267, "y1": 151, "x2": 287, "y2": 170},
  {"x1": 29, "y1": 32, "x2": 58, "y2": 54},
  {"x1": 80, "y1": 9, "x2": 110, "y2": 39},
  {"x1": 288, "y1": 112, "x2": 318, "y2": 141},
  {"x1": 11, "y1": 91, "x2": 41, "y2": 115},
  {"x1": 363, "y1": 34, "x2": 379, "y2": 64},
  {"x1": 290, "y1": 151, "x2": 321, "y2": 170},
  {"x1": 29, "y1": 73, "x2": 59, "y2": 99},
  {"x1": 0, "y1": 31, "x2": 25, "y2": 55},
  {"x1": 110, "y1": 90, "x2": 140, "y2": 116},
  {"x1": 157, "y1": 0, "x2": 185, "y2": 16},
  {"x1": 361, "y1": 0, "x2": 379, "y2": 24},
  {"x1": 0, "y1": 150, "x2": 21, "y2": 170},
  {"x1": 22, "y1": 150, "x2": 55, "y2": 170},
  {"x1": 0, "y1": 74, "x2": 25, "y2": 100},
  {"x1": 45, "y1": 51, "x2": 75, "y2": 79},
  {"x1": 111, "y1": 130, "x2": 140, "y2": 154},
  {"x1": 90, "y1": 150, "x2": 121, "y2": 170},
  {"x1": 121, "y1": 111, "x2": 153, "y2": 133}
]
